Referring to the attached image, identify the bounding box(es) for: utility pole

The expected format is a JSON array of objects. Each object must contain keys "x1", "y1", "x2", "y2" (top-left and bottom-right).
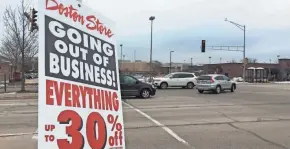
[
  {"x1": 225, "y1": 18, "x2": 246, "y2": 81},
  {"x1": 220, "y1": 58, "x2": 222, "y2": 64},
  {"x1": 21, "y1": 8, "x2": 25, "y2": 92},
  {"x1": 120, "y1": 44, "x2": 123, "y2": 70},
  {"x1": 190, "y1": 58, "x2": 193, "y2": 72},
  {"x1": 134, "y1": 50, "x2": 136, "y2": 72},
  {"x1": 191, "y1": 58, "x2": 193, "y2": 67},
  {"x1": 208, "y1": 56, "x2": 212, "y2": 74},
  {"x1": 169, "y1": 51, "x2": 174, "y2": 73},
  {"x1": 149, "y1": 16, "x2": 155, "y2": 81}
]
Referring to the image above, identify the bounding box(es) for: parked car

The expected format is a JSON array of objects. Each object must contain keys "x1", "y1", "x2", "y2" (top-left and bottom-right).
[
  {"x1": 120, "y1": 74, "x2": 156, "y2": 98},
  {"x1": 134, "y1": 75, "x2": 146, "y2": 82},
  {"x1": 153, "y1": 72, "x2": 198, "y2": 89},
  {"x1": 25, "y1": 73, "x2": 33, "y2": 79},
  {"x1": 196, "y1": 74, "x2": 236, "y2": 94},
  {"x1": 233, "y1": 77, "x2": 244, "y2": 82}
]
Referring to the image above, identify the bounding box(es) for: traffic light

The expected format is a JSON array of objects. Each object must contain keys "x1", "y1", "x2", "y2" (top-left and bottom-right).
[
  {"x1": 29, "y1": 8, "x2": 38, "y2": 32},
  {"x1": 201, "y1": 40, "x2": 206, "y2": 52}
]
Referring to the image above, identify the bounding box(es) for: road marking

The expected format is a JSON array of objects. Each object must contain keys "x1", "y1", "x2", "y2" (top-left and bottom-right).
[
  {"x1": 123, "y1": 101, "x2": 195, "y2": 149},
  {"x1": 32, "y1": 129, "x2": 38, "y2": 140},
  {"x1": 0, "y1": 92, "x2": 17, "y2": 95},
  {"x1": 0, "y1": 132, "x2": 36, "y2": 138},
  {"x1": 0, "y1": 103, "x2": 37, "y2": 106},
  {"x1": 0, "y1": 103, "x2": 28, "y2": 106}
]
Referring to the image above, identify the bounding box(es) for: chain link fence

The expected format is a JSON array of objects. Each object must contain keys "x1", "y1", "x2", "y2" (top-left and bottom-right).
[{"x1": 0, "y1": 74, "x2": 38, "y2": 93}]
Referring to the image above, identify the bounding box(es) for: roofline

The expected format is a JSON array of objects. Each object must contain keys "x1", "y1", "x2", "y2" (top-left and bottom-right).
[{"x1": 171, "y1": 72, "x2": 195, "y2": 74}]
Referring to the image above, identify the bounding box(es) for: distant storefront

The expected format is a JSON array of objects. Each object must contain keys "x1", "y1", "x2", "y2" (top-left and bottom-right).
[{"x1": 203, "y1": 59, "x2": 290, "y2": 81}]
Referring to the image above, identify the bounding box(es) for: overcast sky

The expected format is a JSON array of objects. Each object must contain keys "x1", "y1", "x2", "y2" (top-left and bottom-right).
[{"x1": 0, "y1": 0, "x2": 289, "y2": 64}]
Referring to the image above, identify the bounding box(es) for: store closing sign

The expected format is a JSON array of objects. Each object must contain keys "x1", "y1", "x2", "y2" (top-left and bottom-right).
[{"x1": 38, "y1": 0, "x2": 125, "y2": 149}]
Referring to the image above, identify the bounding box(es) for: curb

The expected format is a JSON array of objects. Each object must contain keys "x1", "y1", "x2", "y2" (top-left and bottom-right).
[
  {"x1": 0, "y1": 93, "x2": 38, "y2": 100},
  {"x1": 0, "y1": 132, "x2": 37, "y2": 138}
]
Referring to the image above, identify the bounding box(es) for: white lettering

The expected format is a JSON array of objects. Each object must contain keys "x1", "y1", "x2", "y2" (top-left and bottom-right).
[
  {"x1": 49, "y1": 21, "x2": 65, "y2": 38},
  {"x1": 55, "y1": 40, "x2": 68, "y2": 54},
  {"x1": 67, "y1": 28, "x2": 82, "y2": 44},
  {"x1": 50, "y1": 53, "x2": 60, "y2": 74},
  {"x1": 103, "y1": 43, "x2": 113, "y2": 57}
]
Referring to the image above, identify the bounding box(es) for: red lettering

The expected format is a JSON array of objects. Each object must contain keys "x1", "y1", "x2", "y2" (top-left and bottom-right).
[
  {"x1": 46, "y1": 0, "x2": 85, "y2": 25},
  {"x1": 57, "y1": 110, "x2": 84, "y2": 149},
  {"x1": 105, "y1": 91, "x2": 112, "y2": 111},
  {"x1": 86, "y1": 16, "x2": 97, "y2": 30},
  {"x1": 72, "y1": 84, "x2": 81, "y2": 108},
  {"x1": 45, "y1": 79, "x2": 118, "y2": 111},
  {"x1": 68, "y1": 5, "x2": 76, "y2": 18},
  {"x1": 58, "y1": 4, "x2": 67, "y2": 16},
  {"x1": 46, "y1": 0, "x2": 58, "y2": 10},
  {"x1": 79, "y1": 86, "x2": 87, "y2": 108},
  {"x1": 87, "y1": 88, "x2": 93, "y2": 109},
  {"x1": 112, "y1": 92, "x2": 119, "y2": 111},
  {"x1": 86, "y1": 112, "x2": 106, "y2": 148},
  {"x1": 106, "y1": 29, "x2": 113, "y2": 38},
  {"x1": 45, "y1": 0, "x2": 113, "y2": 37},
  {"x1": 65, "y1": 83, "x2": 72, "y2": 107},
  {"x1": 54, "y1": 81, "x2": 64, "y2": 106},
  {"x1": 94, "y1": 89, "x2": 101, "y2": 109},
  {"x1": 46, "y1": 80, "x2": 54, "y2": 105},
  {"x1": 101, "y1": 90, "x2": 105, "y2": 110}
]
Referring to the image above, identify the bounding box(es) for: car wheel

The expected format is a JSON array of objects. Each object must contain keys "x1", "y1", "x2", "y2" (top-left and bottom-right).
[
  {"x1": 198, "y1": 90, "x2": 204, "y2": 93},
  {"x1": 231, "y1": 84, "x2": 236, "y2": 92},
  {"x1": 215, "y1": 86, "x2": 221, "y2": 94},
  {"x1": 187, "y1": 82, "x2": 194, "y2": 89},
  {"x1": 140, "y1": 89, "x2": 151, "y2": 98},
  {"x1": 160, "y1": 82, "x2": 168, "y2": 89}
]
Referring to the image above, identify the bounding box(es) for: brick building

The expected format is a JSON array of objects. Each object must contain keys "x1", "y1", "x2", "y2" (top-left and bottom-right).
[
  {"x1": 203, "y1": 58, "x2": 290, "y2": 80},
  {"x1": 119, "y1": 61, "x2": 162, "y2": 75},
  {"x1": 0, "y1": 61, "x2": 12, "y2": 83}
]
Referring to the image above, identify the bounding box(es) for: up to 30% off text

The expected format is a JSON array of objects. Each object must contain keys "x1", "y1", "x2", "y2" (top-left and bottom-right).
[{"x1": 43, "y1": 110, "x2": 123, "y2": 149}]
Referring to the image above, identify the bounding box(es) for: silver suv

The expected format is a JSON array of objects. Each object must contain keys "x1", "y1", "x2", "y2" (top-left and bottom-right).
[{"x1": 196, "y1": 74, "x2": 236, "y2": 94}]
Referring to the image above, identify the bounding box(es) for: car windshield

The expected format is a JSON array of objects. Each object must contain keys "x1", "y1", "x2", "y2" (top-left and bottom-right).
[
  {"x1": 134, "y1": 76, "x2": 143, "y2": 79},
  {"x1": 163, "y1": 74, "x2": 173, "y2": 78},
  {"x1": 198, "y1": 76, "x2": 212, "y2": 80}
]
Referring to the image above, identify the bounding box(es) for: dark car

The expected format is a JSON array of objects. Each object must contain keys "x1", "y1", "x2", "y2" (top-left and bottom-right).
[{"x1": 120, "y1": 74, "x2": 156, "y2": 98}]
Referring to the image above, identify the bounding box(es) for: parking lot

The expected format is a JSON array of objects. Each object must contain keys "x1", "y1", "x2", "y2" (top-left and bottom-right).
[{"x1": 1, "y1": 84, "x2": 290, "y2": 149}]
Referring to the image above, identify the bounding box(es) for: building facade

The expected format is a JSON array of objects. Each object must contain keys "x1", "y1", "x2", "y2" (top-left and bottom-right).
[
  {"x1": 119, "y1": 61, "x2": 162, "y2": 75},
  {"x1": 203, "y1": 58, "x2": 290, "y2": 80}
]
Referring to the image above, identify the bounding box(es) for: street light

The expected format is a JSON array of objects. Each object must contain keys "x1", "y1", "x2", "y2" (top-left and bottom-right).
[
  {"x1": 191, "y1": 58, "x2": 193, "y2": 67},
  {"x1": 170, "y1": 51, "x2": 174, "y2": 73},
  {"x1": 208, "y1": 56, "x2": 212, "y2": 74},
  {"x1": 120, "y1": 44, "x2": 123, "y2": 70},
  {"x1": 225, "y1": 18, "x2": 246, "y2": 80},
  {"x1": 149, "y1": 16, "x2": 155, "y2": 81}
]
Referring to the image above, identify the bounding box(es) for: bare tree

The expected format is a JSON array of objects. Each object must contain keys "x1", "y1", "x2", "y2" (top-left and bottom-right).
[
  {"x1": 248, "y1": 58, "x2": 258, "y2": 63},
  {"x1": 0, "y1": 0, "x2": 38, "y2": 91},
  {"x1": 230, "y1": 59, "x2": 237, "y2": 63},
  {"x1": 240, "y1": 58, "x2": 258, "y2": 64}
]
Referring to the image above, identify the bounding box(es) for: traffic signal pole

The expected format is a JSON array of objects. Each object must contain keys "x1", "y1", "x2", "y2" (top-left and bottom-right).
[
  {"x1": 200, "y1": 40, "x2": 246, "y2": 78},
  {"x1": 29, "y1": 8, "x2": 38, "y2": 32}
]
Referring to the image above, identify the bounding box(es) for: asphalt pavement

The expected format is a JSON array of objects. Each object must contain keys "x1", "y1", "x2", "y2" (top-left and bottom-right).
[{"x1": 1, "y1": 83, "x2": 290, "y2": 149}]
